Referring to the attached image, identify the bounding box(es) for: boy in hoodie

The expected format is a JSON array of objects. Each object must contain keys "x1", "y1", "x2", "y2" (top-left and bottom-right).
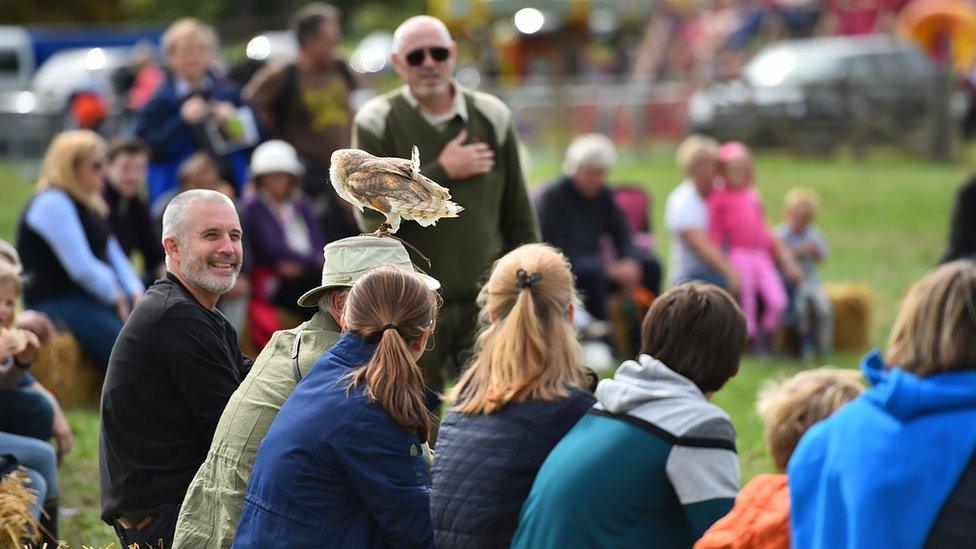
[
  {"x1": 512, "y1": 282, "x2": 748, "y2": 549},
  {"x1": 695, "y1": 368, "x2": 863, "y2": 549},
  {"x1": 789, "y1": 260, "x2": 976, "y2": 549}
]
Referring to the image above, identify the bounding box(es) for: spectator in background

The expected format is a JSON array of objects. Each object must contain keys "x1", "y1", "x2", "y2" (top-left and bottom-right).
[
  {"x1": 16, "y1": 130, "x2": 143, "y2": 371},
  {"x1": 431, "y1": 244, "x2": 596, "y2": 548},
  {"x1": 152, "y1": 152, "x2": 237, "y2": 227},
  {"x1": 790, "y1": 260, "x2": 976, "y2": 548},
  {"x1": 822, "y1": 0, "x2": 902, "y2": 36},
  {"x1": 512, "y1": 283, "x2": 747, "y2": 548},
  {"x1": 241, "y1": 140, "x2": 325, "y2": 318},
  {"x1": 353, "y1": 15, "x2": 539, "y2": 394},
  {"x1": 103, "y1": 137, "x2": 166, "y2": 284},
  {"x1": 695, "y1": 368, "x2": 863, "y2": 549},
  {"x1": 245, "y1": 2, "x2": 359, "y2": 240},
  {"x1": 940, "y1": 173, "x2": 976, "y2": 263},
  {"x1": 708, "y1": 141, "x2": 798, "y2": 351},
  {"x1": 665, "y1": 135, "x2": 740, "y2": 293},
  {"x1": 0, "y1": 257, "x2": 72, "y2": 546},
  {"x1": 777, "y1": 187, "x2": 832, "y2": 359},
  {"x1": 537, "y1": 134, "x2": 661, "y2": 321},
  {"x1": 137, "y1": 18, "x2": 252, "y2": 206}
]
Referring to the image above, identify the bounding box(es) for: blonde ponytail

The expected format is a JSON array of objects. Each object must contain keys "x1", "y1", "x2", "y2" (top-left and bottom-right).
[{"x1": 450, "y1": 244, "x2": 587, "y2": 415}]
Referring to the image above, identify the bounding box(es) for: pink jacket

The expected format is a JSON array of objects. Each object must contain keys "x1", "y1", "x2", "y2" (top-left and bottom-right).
[{"x1": 707, "y1": 184, "x2": 772, "y2": 251}]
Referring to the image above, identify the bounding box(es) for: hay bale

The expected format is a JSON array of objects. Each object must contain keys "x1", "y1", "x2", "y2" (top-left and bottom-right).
[
  {"x1": 0, "y1": 470, "x2": 39, "y2": 547},
  {"x1": 30, "y1": 332, "x2": 103, "y2": 409},
  {"x1": 824, "y1": 283, "x2": 873, "y2": 353}
]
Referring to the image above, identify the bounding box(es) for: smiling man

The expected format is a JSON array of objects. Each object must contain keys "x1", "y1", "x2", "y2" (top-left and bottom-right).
[{"x1": 99, "y1": 189, "x2": 252, "y2": 549}]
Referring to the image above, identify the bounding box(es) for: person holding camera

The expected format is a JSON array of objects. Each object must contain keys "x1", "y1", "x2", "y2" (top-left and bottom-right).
[{"x1": 136, "y1": 18, "x2": 253, "y2": 206}]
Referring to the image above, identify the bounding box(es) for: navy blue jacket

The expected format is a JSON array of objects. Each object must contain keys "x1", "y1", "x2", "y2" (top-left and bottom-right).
[
  {"x1": 233, "y1": 332, "x2": 437, "y2": 549},
  {"x1": 135, "y1": 70, "x2": 250, "y2": 203},
  {"x1": 430, "y1": 386, "x2": 595, "y2": 548}
]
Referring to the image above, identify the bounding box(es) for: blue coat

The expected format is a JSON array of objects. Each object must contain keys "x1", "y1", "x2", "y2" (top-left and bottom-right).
[
  {"x1": 430, "y1": 386, "x2": 595, "y2": 548},
  {"x1": 789, "y1": 350, "x2": 976, "y2": 549},
  {"x1": 232, "y1": 332, "x2": 438, "y2": 549},
  {"x1": 135, "y1": 70, "x2": 251, "y2": 203}
]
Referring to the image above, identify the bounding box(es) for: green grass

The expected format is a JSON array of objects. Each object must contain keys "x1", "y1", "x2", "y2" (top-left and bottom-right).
[{"x1": 0, "y1": 147, "x2": 966, "y2": 546}]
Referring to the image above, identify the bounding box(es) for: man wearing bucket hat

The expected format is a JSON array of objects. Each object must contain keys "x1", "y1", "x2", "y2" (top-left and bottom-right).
[
  {"x1": 241, "y1": 140, "x2": 325, "y2": 319},
  {"x1": 172, "y1": 235, "x2": 438, "y2": 549}
]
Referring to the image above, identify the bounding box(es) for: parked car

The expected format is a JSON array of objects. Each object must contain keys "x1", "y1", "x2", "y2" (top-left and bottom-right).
[{"x1": 688, "y1": 35, "x2": 951, "y2": 156}]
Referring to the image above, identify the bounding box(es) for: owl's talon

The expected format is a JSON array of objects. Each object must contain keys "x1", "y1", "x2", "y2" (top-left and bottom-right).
[{"x1": 370, "y1": 222, "x2": 393, "y2": 237}]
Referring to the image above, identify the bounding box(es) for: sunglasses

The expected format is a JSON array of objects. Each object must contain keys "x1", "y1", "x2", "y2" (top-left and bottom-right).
[{"x1": 405, "y1": 46, "x2": 450, "y2": 67}]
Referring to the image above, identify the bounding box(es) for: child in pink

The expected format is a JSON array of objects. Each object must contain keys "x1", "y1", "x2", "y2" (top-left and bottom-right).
[{"x1": 708, "y1": 142, "x2": 787, "y2": 345}]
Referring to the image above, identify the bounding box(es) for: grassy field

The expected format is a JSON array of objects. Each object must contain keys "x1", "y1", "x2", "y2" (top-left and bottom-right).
[{"x1": 0, "y1": 147, "x2": 966, "y2": 547}]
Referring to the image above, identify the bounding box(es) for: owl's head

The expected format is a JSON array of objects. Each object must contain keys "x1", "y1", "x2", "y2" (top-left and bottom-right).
[{"x1": 330, "y1": 149, "x2": 374, "y2": 183}]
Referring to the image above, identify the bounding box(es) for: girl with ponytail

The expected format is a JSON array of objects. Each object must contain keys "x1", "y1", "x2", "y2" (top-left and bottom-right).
[
  {"x1": 234, "y1": 265, "x2": 441, "y2": 548},
  {"x1": 430, "y1": 243, "x2": 597, "y2": 549}
]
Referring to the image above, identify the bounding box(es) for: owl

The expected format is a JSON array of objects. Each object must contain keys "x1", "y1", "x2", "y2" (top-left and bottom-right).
[{"x1": 330, "y1": 146, "x2": 463, "y2": 234}]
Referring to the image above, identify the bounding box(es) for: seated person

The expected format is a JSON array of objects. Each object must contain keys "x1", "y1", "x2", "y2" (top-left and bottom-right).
[
  {"x1": 103, "y1": 137, "x2": 165, "y2": 284},
  {"x1": 695, "y1": 368, "x2": 863, "y2": 549},
  {"x1": 512, "y1": 282, "x2": 747, "y2": 549},
  {"x1": 777, "y1": 187, "x2": 832, "y2": 358},
  {"x1": 537, "y1": 134, "x2": 661, "y2": 321},
  {"x1": 152, "y1": 152, "x2": 237, "y2": 229},
  {"x1": 789, "y1": 260, "x2": 976, "y2": 548},
  {"x1": 16, "y1": 131, "x2": 143, "y2": 371},
  {"x1": 240, "y1": 140, "x2": 325, "y2": 318}
]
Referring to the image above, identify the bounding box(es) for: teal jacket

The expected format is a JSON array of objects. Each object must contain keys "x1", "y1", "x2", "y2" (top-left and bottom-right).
[{"x1": 512, "y1": 355, "x2": 739, "y2": 549}]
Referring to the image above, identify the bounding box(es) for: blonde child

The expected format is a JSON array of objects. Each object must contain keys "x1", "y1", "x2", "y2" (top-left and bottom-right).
[
  {"x1": 777, "y1": 188, "x2": 833, "y2": 358},
  {"x1": 695, "y1": 368, "x2": 864, "y2": 549},
  {"x1": 707, "y1": 141, "x2": 798, "y2": 350}
]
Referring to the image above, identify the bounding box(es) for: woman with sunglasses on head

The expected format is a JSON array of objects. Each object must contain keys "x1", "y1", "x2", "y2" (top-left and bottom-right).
[
  {"x1": 430, "y1": 243, "x2": 597, "y2": 549},
  {"x1": 233, "y1": 265, "x2": 441, "y2": 549},
  {"x1": 15, "y1": 130, "x2": 143, "y2": 370}
]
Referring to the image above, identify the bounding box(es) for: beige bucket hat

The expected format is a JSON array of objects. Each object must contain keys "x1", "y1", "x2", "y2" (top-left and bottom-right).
[{"x1": 297, "y1": 235, "x2": 440, "y2": 308}]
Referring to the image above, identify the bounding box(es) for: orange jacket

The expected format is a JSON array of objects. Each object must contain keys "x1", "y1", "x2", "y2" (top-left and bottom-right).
[{"x1": 694, "y1": 473, "x2": 790, "y2": 549}]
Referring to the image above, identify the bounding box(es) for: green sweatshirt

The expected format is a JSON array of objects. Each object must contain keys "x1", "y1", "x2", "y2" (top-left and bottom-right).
[{"x1": 351, "y1": 85, "x2": 540, "y2": 302}]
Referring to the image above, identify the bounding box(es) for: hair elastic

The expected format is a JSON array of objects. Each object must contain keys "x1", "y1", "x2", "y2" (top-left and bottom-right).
[{"x1": 515, "y1": 269, "x2": 542, "y2": 291}]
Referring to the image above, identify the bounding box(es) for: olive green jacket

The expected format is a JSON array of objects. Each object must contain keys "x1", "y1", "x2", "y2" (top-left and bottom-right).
[{"x1": 172, "y1": 311, "x2": 341, "y2": 549}]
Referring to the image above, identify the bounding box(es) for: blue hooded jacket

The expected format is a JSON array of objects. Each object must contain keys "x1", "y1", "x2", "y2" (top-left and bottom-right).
[
  {"x1": 232, "y1": 332, "x2": 438, "y2": 548},
  {"x1": 789, "y1": 350, "x2": 976, "y2": 549}
]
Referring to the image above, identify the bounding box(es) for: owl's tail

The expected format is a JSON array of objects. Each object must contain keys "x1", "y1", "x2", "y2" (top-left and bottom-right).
[{"x1": 394, "y1": 199, "x2": 464, "y2": 228}]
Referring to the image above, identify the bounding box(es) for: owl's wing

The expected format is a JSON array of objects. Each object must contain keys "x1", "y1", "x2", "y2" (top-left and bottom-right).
[{"x1": 342, "y1": 168, "x2": 403, "y2": 214}]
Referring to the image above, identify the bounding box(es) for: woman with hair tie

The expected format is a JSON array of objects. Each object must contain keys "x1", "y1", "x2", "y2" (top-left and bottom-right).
[
  {"x1": 233, "y1": 265, "x2": 441, "y2": 548},
  {"x1": 430, "y1": 243, "x2": 597, "y2": 548}
]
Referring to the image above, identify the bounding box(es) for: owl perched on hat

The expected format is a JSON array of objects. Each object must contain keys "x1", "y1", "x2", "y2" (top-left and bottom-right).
[{"x1": 330, "y1": 146, "x2": 463, "y2": 234}]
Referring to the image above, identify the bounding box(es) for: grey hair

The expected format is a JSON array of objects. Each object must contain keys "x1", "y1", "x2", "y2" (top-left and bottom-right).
[
  {"x1": 392, "y1": 15, "x2": 452, "y2": 56},
  {"x1": 162, "y1": 189, "x2": 236, "y2": 269},
  {"x1": 162, "y1": 18, "x2": 217, "y2": 58},
  {"x1": 563, "y1": 133, "x2": 617, "y2": 174}
]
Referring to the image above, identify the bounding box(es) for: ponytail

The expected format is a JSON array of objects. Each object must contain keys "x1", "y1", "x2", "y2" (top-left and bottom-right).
[
  {"x1": 450, "y1": 244, "x2": 586, "y2": 415},
  {"x1": 342, "y1": 266, "x2": 439, "y2": 441},
  {"x1": 348, "y1": 326, "x2": 434, "y2": 441}
]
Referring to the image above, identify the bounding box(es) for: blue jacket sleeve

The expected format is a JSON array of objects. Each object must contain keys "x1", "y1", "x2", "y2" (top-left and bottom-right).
[
  {"x1": 25, "y1": 191, "x2": 122, "y2": 305},
  {"x1": 334, "y1": 421, "x2": 435, "y2": 548}
]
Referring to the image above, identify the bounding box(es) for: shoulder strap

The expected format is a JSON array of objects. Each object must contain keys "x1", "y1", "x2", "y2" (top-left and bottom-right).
[
  {"x1": 334, "y1": 59, "x2": 357, "y2": 90},
  {"x1": 291, "y1": 331, "x2": 303, "y2": 383}
]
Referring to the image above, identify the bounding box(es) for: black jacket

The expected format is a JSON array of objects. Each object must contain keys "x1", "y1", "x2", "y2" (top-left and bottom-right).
[
  {"x1": 99, "y1": 273, "x2": 250, "y2": 522},
  {"x1": 536, "y1": 175, "x2": 637, "y2": 261},
  {"x1": 430, "y1": 387, "x2": 595, "y2": 548},
  {"x1": 941, "y1": 175, "x2": 976, "y2": 263}
]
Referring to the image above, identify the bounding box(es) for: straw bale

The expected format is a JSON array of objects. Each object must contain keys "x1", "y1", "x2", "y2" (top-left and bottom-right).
[
  {"x1": 30, "y1": 332, "x2": 103, "y2": 408},
  {"x1": 825, "y1": 283, "x2": 873, "y2": 353}
]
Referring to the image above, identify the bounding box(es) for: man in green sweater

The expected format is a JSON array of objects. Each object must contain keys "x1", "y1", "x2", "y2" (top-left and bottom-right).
[
  {"x1": 351, "y1": 15, "x2": 539, "y2": 393},
  {"x1": 172, "y1": 236, "x2": 439, "y2": 548}
]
